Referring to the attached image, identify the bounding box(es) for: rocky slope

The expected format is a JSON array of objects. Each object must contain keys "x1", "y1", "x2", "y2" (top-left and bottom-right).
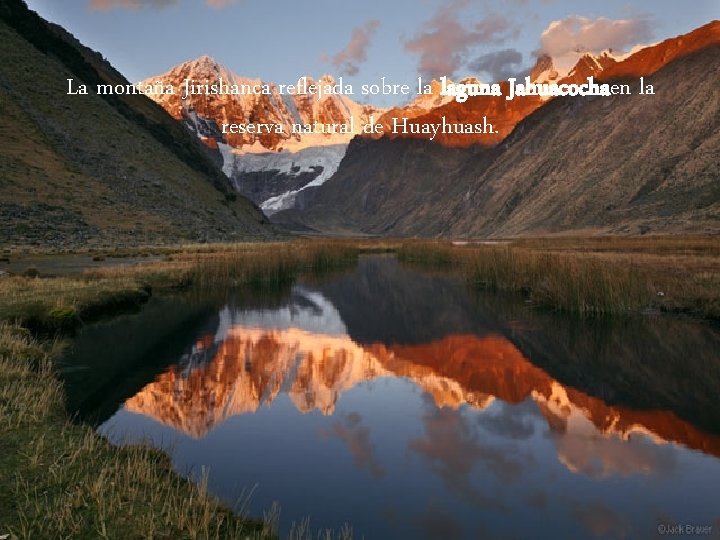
[
  {"x1": 274, "y1": 22, "x2": 720, "y2": 236},
  {"x1": 0, "y1": 0, "x2": 274, "y2": 249}
]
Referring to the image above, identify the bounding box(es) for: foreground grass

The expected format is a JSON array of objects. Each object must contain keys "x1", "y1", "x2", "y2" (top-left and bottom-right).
[
  {"x1": 0, "y1": 323, "x2": 271, "y2": 539},
  {"x1": 398, "y1": 237, "x2": 720, "y2": 317},
  {"x1": 0, "y1": 240, "x2": 372, "y2": 539}
]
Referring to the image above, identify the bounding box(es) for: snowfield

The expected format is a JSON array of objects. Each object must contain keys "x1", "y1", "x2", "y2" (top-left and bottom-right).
[{"x1": 220, "y1": 143, "x2": 348, "y2": 214}]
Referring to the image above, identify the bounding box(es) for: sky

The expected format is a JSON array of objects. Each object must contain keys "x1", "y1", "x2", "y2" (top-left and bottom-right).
[{"x1": 25, "y1": 0, "x2": 720, "y2": 105}]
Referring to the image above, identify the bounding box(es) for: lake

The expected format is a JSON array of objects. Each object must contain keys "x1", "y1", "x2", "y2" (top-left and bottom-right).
[{"x1": 59, "y1": 254, "x2": 720, "y2": 539}]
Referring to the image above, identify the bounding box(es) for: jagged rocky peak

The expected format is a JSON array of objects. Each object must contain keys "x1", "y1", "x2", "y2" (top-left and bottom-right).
[
  {"x1": 183, "y1": 54, "x2": 221, "y2": 71},
  {"x1": 140, "y1": 57, "x2": 387, "y2": 214},
  {"x1": 317, "y1": 74, "x2": 336, "y2": 86},
  {"x1": 406, "y1": 78, "x2": 454, "y2": 112},
  {"x1": 166, "y1": 55, "x2": 228, "y2": 80},
  {"x1": 530, "y1": 53, "x2": 557, "y2": 82}
]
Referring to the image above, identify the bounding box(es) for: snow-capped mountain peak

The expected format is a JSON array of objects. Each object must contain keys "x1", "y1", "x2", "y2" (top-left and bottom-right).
[{"x1": 141, "y1": 57, "x2": 386, "y2": 215}]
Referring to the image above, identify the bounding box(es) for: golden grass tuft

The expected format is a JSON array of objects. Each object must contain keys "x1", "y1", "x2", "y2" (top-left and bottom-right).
[
  {"x1": 397, "y1": 237, "x2": 720, "y2": 317},
  {"x1": 0, "y1": 322, "x2": 272, "y2": 539}
]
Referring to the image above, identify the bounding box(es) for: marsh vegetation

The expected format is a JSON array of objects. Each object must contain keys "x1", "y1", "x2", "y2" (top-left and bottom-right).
[{"x1": 1, "y1": 236, "x2": 718, "y2": 538}]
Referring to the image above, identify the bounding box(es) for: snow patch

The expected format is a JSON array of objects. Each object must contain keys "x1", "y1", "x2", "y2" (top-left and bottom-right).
[{"x1": 223, "y1": 144, "x2": 348, "y2": 214}]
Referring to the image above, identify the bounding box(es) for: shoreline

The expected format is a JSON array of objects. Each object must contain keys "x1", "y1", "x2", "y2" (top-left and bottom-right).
[{"x1": 1, "y1": 237, "x2": 717, "y2": 538}]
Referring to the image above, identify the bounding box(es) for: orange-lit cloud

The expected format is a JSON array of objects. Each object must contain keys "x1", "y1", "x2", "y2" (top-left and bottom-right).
[
  {"x1": 539, "y1": 15, "x2": 653, "y2": 56},
  {"x1": 404, "y1": 1, "x2": 518, "y2": 79},
  {"x1": 205, "y1": 0, "x2": 236, "y2": 8},
  {"x1": 322, "y1": 412, "x2": 385, "y2": 478},
  {"x1": 328, "y1": 19, "x2": 381, "y2": 76},
  {"x1": 89, "y1": 0, "x2": 175, "y2": 9}
]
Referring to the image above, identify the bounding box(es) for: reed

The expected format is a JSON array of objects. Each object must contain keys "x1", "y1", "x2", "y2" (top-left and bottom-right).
[
  {"x1": 185, "y1": 240, "x2": 360, "y2": 289},
  {"x1": 0, "y1": 323, "x2": 271, "y2": 539},
  {"x1": 398, "y1": 238, "x2": 720, "y2": 317},
  {"x1": 397, "y1": 240, "x2": 458, "y2": 267}
]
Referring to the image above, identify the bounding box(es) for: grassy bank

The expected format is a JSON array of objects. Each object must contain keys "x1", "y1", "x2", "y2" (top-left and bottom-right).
[
  {"x1": 398, "y1": 237, "x2": 720, "y2": 318},
  {"x1": 0, "y1": 323, "x2": 271, "y2": 539},
  {"x1": 0, "y1": 240, "x2": 373, "y2": 539},
  {"x1": 0, "y1": 240, "x2": 370, "y2": 334}
]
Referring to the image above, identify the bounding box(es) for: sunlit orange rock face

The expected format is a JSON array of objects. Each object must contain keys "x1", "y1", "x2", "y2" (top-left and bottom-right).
[
  {"x1": 124, "y1": 328, "x2": 720, "y2": 462},
  {"x1": 600, "y1": 20, "x2": 720, "y2": 80},
  {"x1": 124, "y1": 328, "x2": 388, "y2": 436},
  {"x1": 374, "y1": 21, "x2": 720, "y2": 148},
  {"x1": 374, "y1": 84, "x2": 544, "y2": 147},
  {"x1": 369, "y1": 335, "x2": 554, "y2": 405},
  {"x1": 142, "y1": 58, "x2": 383, "y2": 152}
]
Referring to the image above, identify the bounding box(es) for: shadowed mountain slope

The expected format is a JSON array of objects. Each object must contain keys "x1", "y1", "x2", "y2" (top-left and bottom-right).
[
  {"x1": 274, "y1": 24, "x2": 719, "y2": 237},
  {"x1": 0, "y1": 0, "x2": 274, "y2": 249}
]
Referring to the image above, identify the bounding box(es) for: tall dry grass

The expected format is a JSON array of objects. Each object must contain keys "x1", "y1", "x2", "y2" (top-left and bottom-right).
[
  {"x1": 398, "y1": 238, "x2": 720, "y2": 317},
  {"x1": 0, "y1": 240, "x2": 366, "y2": 333},
  {"x1": 184, "y1": 240, "x2": 360, "y2": 289},
  {"x1": 0, "y1": 323, "x2": 272, "y2": 539}
]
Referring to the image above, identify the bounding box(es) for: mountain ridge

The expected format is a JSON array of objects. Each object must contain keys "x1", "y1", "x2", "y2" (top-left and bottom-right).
[
  {"x1": 141, "y1": 23, "x2": 717, "y2": 216},
  {"x1": 0, "y1": 0, "x2": 274, "y2": 249},
  {"x1": 140, "y1": 56, "x2": 386, "y2": 213},
  {"x1": 371, "y1": 20, "x2": 720, "y2": 148},
  {"x1": 272, "y1": 25, "x2": 720, "y2": 237}
]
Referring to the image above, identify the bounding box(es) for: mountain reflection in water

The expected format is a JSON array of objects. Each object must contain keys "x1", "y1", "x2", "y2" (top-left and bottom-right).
[
  {"x1": 62, "y1": 256, "x2": 720, "y2": 539},
  {"x1": 123, "y1": 324, "x2": 720, "y2": 466}
]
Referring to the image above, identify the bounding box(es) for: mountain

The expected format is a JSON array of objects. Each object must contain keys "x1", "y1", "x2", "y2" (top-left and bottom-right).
[
  {"x1": 273, "y1": 22, "x2": 720, "y2": 236},
  {"x1": 0, "y1": 0, "x2": 274, "y2": 249},
  {"x1": 143, "y1": 52, "x2": 615, "y2": 215},
  {"x1": 141, "y1": 57, "x2": 385, "y2": 214},
  {"x1": 373, "y1": 20, "x2": 719, "y2": 150},
  {"x1": 369, "y1": 51, "x2": 624, "y2": 149},
  {"x1": 143, "y1": 37, "x2": 678, "y2": 217}
]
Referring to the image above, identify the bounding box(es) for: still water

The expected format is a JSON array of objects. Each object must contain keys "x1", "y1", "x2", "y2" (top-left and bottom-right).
[{"x1": 59, "y1": 255, "x2": 720, "y2": 539}]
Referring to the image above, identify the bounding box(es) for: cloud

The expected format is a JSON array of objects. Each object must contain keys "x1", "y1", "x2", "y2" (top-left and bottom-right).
[
  {"x1": 552, "y1": 427, "x2": 677, "y2": 479},
  {"x1": 475, "y1": 399, "x2": 539, "y2": 439},
  {"x1": 206, "y1": 0, "x2": 236, "y2": 7},
  {"x1": 539, "y1": 15, "x2": 653, "y2": 57},
  {"x1": 89, "y1": 0, "x2": 176, "y2": 8},
  {"x1": 322, "y1": 413, "x2": 385, "y2": 478},
  {"x1": 329, "y1": 19, "x2": 381, "y2": 76},
  {"x1": 409, "y1": 400, "x2": 527, "y2": 507},
  {"x1": 404, "y1": 2, "x2": 518, "y2": 79},
  {"x1": 467, "y1": 48, "x2": 524, "y2": 82},
  {"x1": 89, "y1": 0, "x2": 235, "y2": 9}
]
